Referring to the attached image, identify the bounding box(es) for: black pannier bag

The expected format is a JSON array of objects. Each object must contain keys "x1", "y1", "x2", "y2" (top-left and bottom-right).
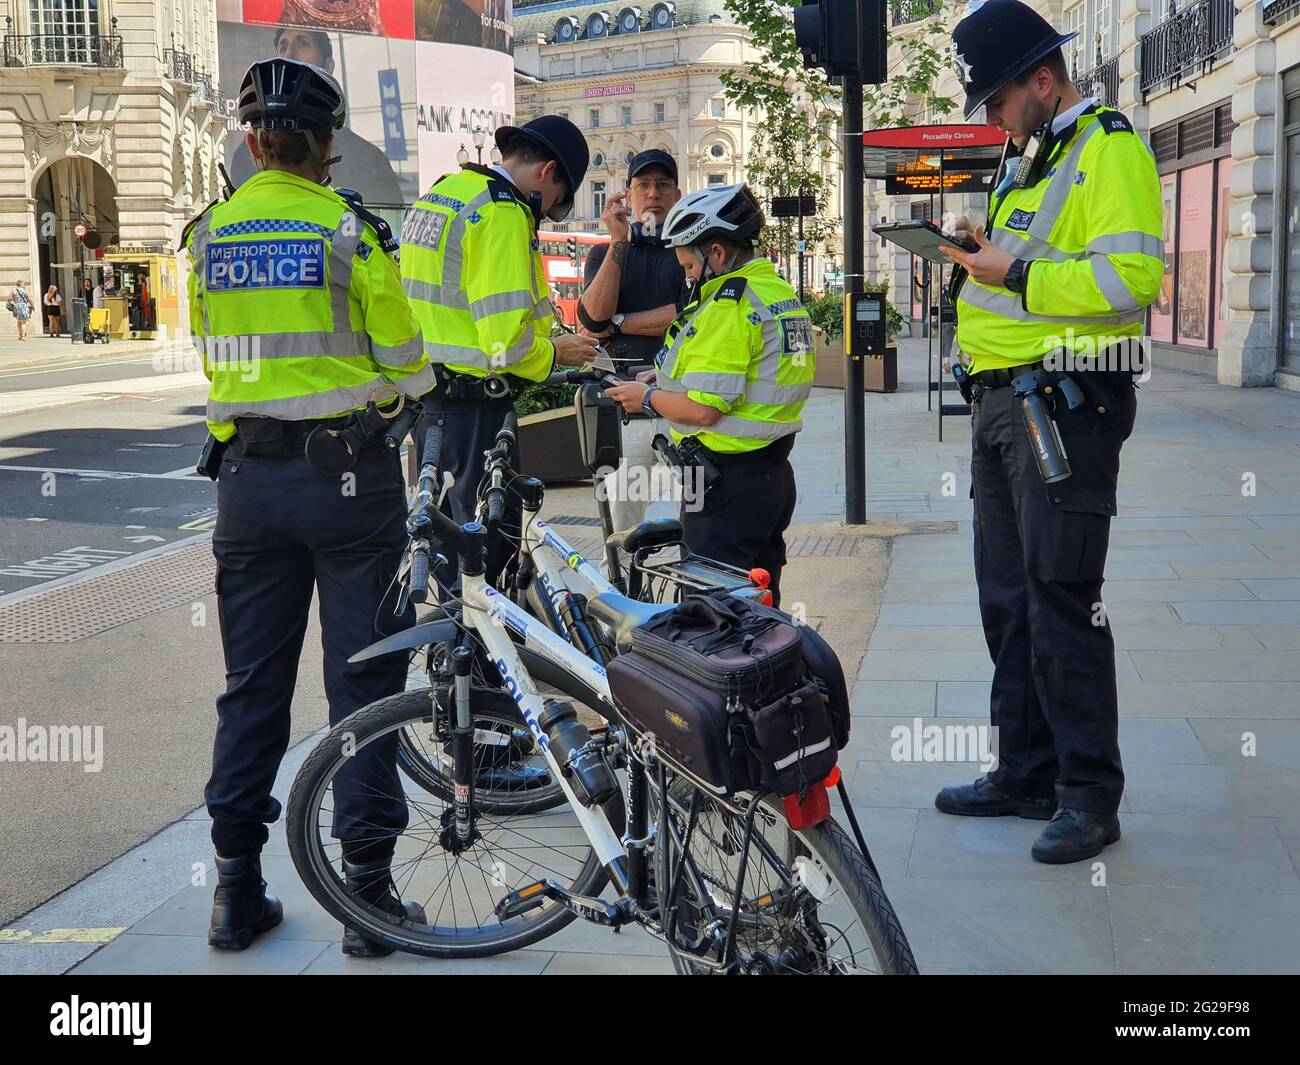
[
  {"x1": 753, "y1": 602, "x2": 851, "y2": 750},
  {"x1": 607, "y1": 594, "x2": 839, "y2": 797}
]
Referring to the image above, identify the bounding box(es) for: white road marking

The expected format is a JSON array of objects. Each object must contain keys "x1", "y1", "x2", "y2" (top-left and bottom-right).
[
  {"x1": 0, "y1": 353, "x2": 160, "y2": 380},
  {"x1": 0, "y1": 463, "x2": 211, "y2": 481},
  {"x1": 0, "y1": 370, "x2": 205, "y2": 417}
]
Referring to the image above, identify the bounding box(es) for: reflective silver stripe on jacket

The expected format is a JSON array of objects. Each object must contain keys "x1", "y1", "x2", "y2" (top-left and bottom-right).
[
  {"x1": 1087, "y1": 231, "x2": 1164, "y2": 257},
  {"x1": 199, "y1": 330, "x2": 370, "y2": 361},
  {"x1": 712, "y1": 413, "x2": 801, "y2": 440},
  {"x1": 400, "y1": 188, "x2": 494, "y2": 308},
  {"x1": 393, "y1": 362, "x2": 438, "y2": 398},
  {"x1": 403, "y1": 278, "x2": 468, "y2": 309},
  {"x1": 1091, "y1": 255, "x2": 1142, "y2": 314},
  {"x1": 1024, "y1": 121, "x2": 1102, "y2": 246},
  {"x1": 961, "y1": 281, "x2": 1145, "y2": 326},
  {"x1": 423, "y1": 340, "x2": 493, "y2": 368},
  {"x1": 372, "y1": 334, "x2": 426, "y2": 368},
  {"x1": 471, "y1": 289, "x2": 535, "y2": 320},
  {"x1": 329, "y1": 211, "x2": 360, "y2": 332},
  {"x1": 208, "y1": 378, "x2": 387, "y2": 422}
]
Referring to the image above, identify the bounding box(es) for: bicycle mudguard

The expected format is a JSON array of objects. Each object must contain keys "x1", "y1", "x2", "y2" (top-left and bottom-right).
[{"x1": 347, "y1": 617, "x2": 459, "y2": 663}]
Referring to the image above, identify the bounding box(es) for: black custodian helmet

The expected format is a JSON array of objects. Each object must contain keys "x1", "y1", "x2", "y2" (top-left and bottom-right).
[{"x1": 952, "y1": 0, "x2": 1077, "y2": 118}]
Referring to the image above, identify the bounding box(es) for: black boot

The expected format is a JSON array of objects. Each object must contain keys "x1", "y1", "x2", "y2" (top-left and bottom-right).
[
  {"x1": 1031, "y1": 808, "x2": 1121, "y2": 864},
  {"x1": 341, "y1": 858, "x2": 427, "y2": 958},
  {"x1": 208, "y1": 853, "x2": 284, "y2": 950},
  {"x1": 934, "y1": 774, "x2": 1056, "y2": 819}
]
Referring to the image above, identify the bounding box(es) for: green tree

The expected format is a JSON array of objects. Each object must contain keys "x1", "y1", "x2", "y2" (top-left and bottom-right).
[{"x1": 719, "y1": 1, "x2": 958, "y2": 263}]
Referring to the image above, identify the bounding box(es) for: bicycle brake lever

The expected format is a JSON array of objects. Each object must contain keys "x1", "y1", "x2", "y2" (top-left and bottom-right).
[{"x1": 437, "y1": 471, "x2": 455, "y2": 511}]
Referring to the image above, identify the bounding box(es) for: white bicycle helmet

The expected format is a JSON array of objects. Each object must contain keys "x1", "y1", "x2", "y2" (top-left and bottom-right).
[{"x1": 661, "y1": 182, "x2": 764, "y2": 250}]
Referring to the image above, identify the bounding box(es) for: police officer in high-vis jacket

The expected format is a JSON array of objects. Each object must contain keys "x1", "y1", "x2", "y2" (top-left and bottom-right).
[
  {"x1": 185, "y1": 57, "x2": 434, "y2": 953},
  {"x1": 401, "y1": 116, "x2": 600, "y2": 584},
  {"x1": 932, "y1": 0, "x2": 1163, "y2": 864},
  {"x1": 606, "y1": 184, "x2": 815, "y2": 607}
]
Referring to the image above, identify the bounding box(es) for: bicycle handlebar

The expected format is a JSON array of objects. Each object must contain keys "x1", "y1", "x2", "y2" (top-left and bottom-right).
[{"x1": 409, "y1": 541, "x2": 431, "y2": 605}]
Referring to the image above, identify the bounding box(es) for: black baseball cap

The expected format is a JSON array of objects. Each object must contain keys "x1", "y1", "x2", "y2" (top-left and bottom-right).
[{"x1": 627, "y1": 149, "x2": 678, "y2": 184}]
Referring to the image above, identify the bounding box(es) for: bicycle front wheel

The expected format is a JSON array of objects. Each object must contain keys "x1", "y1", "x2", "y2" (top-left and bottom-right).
[{"x1": 287, "y1": 688, "x2": 622, "y2": 958}]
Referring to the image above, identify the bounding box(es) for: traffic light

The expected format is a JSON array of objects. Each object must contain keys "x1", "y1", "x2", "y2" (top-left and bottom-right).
[
  {"x1": 567, "y1": 236, "x2": 579, "y2": 270},
  {"x1": 793, "y1": 0, "x2": 888, "y2": 84}
]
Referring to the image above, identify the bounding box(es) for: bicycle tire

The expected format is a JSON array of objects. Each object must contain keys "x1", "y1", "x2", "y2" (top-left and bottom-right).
[
  {"x1": 655, "y1": 789, "x2": 917, "y2": 975},
  {"x1": 287, "y1": 688, "x2": 622, "y2": 958}
]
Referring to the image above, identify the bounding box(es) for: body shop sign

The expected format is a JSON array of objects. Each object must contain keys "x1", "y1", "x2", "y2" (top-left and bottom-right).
[{"x1": 584, "y1": 85, "x2": 635, "y2": 97}]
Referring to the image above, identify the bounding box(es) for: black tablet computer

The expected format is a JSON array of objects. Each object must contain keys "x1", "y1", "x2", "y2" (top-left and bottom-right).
[{"x1": 873, "y1": 220, "x2": 979, "y2": 263}]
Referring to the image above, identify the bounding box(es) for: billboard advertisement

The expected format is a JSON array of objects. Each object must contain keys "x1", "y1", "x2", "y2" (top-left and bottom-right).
[{"x1": 216, "y1": 1, "x2": 514, "y2": 209}]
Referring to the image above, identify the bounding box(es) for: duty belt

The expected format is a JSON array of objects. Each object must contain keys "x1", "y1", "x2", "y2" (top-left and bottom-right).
[
  {"x1": 434, "y1": 364, "x2": 525, "y2": 402},
  {"x1": 970, "y1": 362, "x2": 1045, "y2": 389}
]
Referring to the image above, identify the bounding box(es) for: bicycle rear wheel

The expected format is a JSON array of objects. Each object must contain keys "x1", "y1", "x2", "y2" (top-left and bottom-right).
[{"x1": 654, "y1": 780, "x2": 917, "y2": 975}]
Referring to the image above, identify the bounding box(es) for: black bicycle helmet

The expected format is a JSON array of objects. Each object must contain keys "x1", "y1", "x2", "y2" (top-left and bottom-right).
[{"x1": 238, "y1": 57, "x2": 346, "y2": 134}]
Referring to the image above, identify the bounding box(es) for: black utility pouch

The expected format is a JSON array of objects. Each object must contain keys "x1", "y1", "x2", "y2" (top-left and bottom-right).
[
  {"x1": 742, "y1": 679, "x2": 837, "y2": 796},
  {"x1": 233, "y1": 417, "x2": 290, "y2": 457}
]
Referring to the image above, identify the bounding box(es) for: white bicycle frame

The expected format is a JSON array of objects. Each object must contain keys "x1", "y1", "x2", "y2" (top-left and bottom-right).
[{"x1": 455, "y1": 511, "x2": 627, "y2": 871}]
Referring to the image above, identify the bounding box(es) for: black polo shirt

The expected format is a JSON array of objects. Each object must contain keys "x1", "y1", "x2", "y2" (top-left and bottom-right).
[{"x1": 582, "y1": 237, "x2": 686, "y2": 363}]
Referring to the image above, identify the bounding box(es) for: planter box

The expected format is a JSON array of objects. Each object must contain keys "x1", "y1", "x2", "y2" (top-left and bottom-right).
[
  {"x1": 812, "y1": 331, "x2": 897, "y2": 393},
  {"x1": 518, "y1": 406, "x2": 590, "y2": 484}
]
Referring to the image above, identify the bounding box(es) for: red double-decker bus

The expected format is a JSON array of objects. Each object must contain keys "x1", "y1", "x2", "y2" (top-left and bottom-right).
[{"x1": 538, "y1": 231, "x2": 607, "y2": 326}]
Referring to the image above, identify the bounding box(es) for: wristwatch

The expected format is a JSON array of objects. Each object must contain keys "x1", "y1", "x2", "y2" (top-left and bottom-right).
[
  {"x1": 640, "y1": 385, "x2": 658, "y2": 418},
  {"x1": 1003, "y1": 258, "x2": 1031, "y2": 295},
  {"x1": 611, "y1": 313, "x2": 625, "y2": 335}
]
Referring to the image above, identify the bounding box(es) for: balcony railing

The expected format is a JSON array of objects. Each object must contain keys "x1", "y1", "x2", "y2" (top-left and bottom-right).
[
  {"x1": 891, "y1": 0, "x2": 942, "y2": 24},
  {"x1": 1076, "y1": 55, "x2": 1121, "y2": 108},
  {"x1": 1262, "y1": 0, "x2": 1300, "y2": 24},
  {"x1": 1140, "y1": 0, "x2": 1235, "y2": 98},
  {"x1": 2, "y1": 32, "x2": 124, "y2": 68},
  {"x1": 164, "y1": 46, "x2": 194, "y2": 84}
]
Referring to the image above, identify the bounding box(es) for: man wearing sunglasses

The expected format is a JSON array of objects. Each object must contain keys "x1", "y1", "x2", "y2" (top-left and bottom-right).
[{"x1": 578, "y1": 149, "x2": 686, "y2": 543}]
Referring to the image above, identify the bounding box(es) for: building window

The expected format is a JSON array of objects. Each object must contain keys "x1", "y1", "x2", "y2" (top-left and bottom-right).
[
  {"x1": 593, "y1": 181, "x2": 607, "y2": 217},
  {"x1": 28, "y1": 0, "x2": 102, "y2": 62},
  {"x1": 709, "y1": 143, "x2": 725, "y2": 159},
  {"x1": 1148, "y1": 101, "x2": 1237, "y2": 353},
  {"x1": 587, "y1": 12, "x2": 609, "y2": 38},
  {"x1": 654, "y1": 102, "x2": 665, "y2": 123},
  {"x1": 707, "y1": 174, "x2": 725, "y2": 186},
  {"x1": 590, "y1": 108, "x2": 601, "y2": 128},
  {"x1": 592, "y1": 152, "x2": 605, "y2": 169},
  {"x1": 710, "y1": 97, "x2": 725, "y2": 119},
  {"x1": 621, "y1": 105, "x2": 632, "y2": 126},
  {"x1": 625, "y1": 150, "x2": 636, "y2": 168}
]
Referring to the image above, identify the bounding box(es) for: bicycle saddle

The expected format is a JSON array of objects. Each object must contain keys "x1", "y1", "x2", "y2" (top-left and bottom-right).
[
  {"x1": 606, "y1": 517, "x2": 683, "y2": 556},
  {"x1": 587, "y1": 591, "x2": 677, "y2": 653}
]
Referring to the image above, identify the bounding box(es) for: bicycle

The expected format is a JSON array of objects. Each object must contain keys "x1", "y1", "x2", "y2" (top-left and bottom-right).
[{"x1": 286, "y1": 423, "x2": 918, "y2": 972}]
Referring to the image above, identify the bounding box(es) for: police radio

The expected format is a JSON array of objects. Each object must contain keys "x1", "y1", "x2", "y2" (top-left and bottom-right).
[
  {"x1": 1012, "y1": 96, "x2": 1063, "y2": 190},
  {"x1": 844, "y1": 291, "x2": 887, "y2": 358}
]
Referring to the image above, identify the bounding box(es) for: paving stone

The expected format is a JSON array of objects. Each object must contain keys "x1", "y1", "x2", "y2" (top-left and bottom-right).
[
  {"x1": 1188, "y1": 719, "x2": 1300, "y2": 771},
  {"x1": 1109, "y1": 885, "x2": 1300, "y2": 974},
  {"x1": 72, "y1": 933, "x2": 331, "y2": 975},
  {"x1": 1123, "y1": 762, "x2": 1300, "y2": 817},
  {"x1": 849, "y1": 679, "x2": 936, "y2": 716},
  {"x1": 1130, "y1": 650, "x2": 1300, "y2": 683},
  {"x1": 859, "y1": 649, "x2": 992, "y2": 682},
  {"x1": 1173, "y1": 601, "x2": 1300, "y2": 625}
]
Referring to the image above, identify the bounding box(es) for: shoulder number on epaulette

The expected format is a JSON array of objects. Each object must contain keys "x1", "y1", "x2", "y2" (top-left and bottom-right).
[
  {"x1": 1097, "y1": 111, "x2": 1133, "y2": 134},
  {"x1": 715, "y1": 277, "x2": 747, "y2": 301}
]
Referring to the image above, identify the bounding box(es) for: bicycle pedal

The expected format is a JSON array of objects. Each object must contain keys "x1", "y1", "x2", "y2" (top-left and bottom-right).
[{"x1": 494, "y1": 880, "x2": 624, "y2": 927}]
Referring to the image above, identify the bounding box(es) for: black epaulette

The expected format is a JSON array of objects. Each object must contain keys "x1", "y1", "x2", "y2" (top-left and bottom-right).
[
  {"x1": 715, "y1": 277, "x2": 748, "y2": 301},
  {"x1": 336, "y1": 188, "x2": 399, "y2": 256},
  {"x1": 180, "y1": 200, "x2": 218, "y2": 250},
  {"x1": 1096, "y1": 109, "x2": 1134, "y2": 135}
]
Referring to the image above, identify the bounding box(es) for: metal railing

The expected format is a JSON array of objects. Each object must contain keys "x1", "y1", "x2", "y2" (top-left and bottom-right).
[
  {"x1": 164, "y1": 46, "x2": 194, "y2": 84},
  {"x1": 1139, "y1": 0, "x2": 1235, "y2": 97},
  {"x1": 891, "y1": 0, "x2": 942, "y2": 24},
  {"x1": 2, "y1": 32, "x2": 124, "y2": 68},
  {"x1": 1262, "y1": 0, "x2": 1300, "y2": 24},
  {"x1": 1076, "y1": 55, "x2": 1121, "y2": 108}
]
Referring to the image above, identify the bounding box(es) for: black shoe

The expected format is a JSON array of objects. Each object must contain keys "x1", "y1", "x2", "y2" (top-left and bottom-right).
[
  {"x1": 340, "y1": 858, "x2": 427, "y2": 958},
  {"x1": 934, "y1": 775, "x2": 1056, "y2": 820},
  {"x1": 208, "y1": 853, "x2": 284, "y2": 950},
  {"x1": 1031, "y1": 808, "x2": 1121, "y2": 864}
]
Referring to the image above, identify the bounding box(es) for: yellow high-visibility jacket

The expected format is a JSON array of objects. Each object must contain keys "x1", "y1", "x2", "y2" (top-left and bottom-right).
[
  {"x1": 400, "y1": 165, "x2": 555, "y2": 382},
  {"x1": 956, "y1": 106, "x2": 1164, "y2": 374},
  {"x1": 185, "y1": 168, "x2": 433, "y2": 441}
]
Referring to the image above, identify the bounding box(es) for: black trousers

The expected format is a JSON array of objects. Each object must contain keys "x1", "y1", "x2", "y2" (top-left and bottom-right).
[
  {"x1": 970, "y1": 372, "x2": 1137, "y2": 815},
  {"x1": 205, "y1": 444, "x2": 413, "y2": 861},
  {"x1": 680, "y1": 437, "x2": 797, "y2": 608},
  {"x1": 414, "y1": 390, "x2": 520, "y2": 592}
]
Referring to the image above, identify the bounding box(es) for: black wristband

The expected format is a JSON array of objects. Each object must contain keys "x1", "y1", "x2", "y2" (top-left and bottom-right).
[{"x1": 577, "y1": 301, "x2": 612, "y2": 333}]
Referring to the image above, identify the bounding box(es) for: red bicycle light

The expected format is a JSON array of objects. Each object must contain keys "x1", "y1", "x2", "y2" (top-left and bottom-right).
[
  {"x1": 784, "y1": 781, "x2": 830, "y2": 829},
  {"x1": 748, "y1": 567, "x2": 771, "y2": 588}
]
